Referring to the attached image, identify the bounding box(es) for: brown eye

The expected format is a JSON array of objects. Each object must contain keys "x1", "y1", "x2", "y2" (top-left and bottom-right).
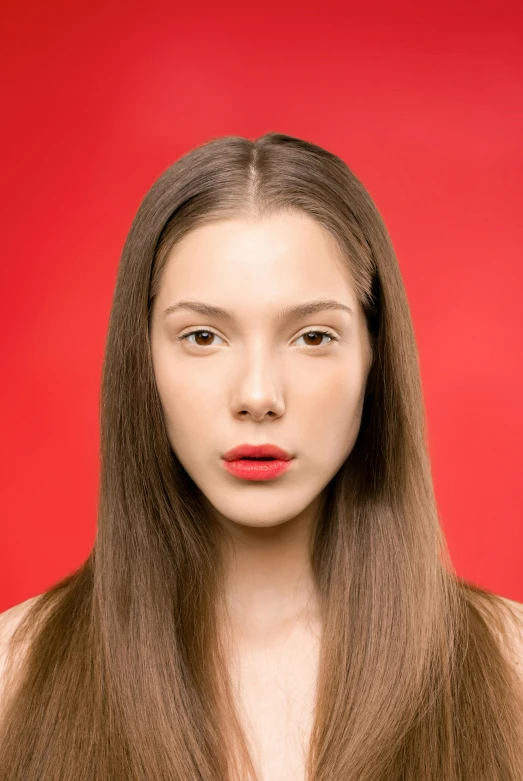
[
  {"x1": 192, "y1": 331, "x2": 215, "y2": 347},
  {"x1": 178, "y1": 328, "x2": 339, "y2": 350},
  {"x1": 295, "y1": 330, "x2": 339, "y2": 348},
  {"x1": 179, "y1": 329, "x2": 224, "y2": 348},
  {"x1": 302, "y1": 332, "x2": 325, "y2": 347}
]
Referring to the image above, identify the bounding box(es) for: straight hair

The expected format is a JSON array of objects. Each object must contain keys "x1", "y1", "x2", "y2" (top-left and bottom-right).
[{"x1": 1, "y1": 132, "x2": 522, "y2": 780}]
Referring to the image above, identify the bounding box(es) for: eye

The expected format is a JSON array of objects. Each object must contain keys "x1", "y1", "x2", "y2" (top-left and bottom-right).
[
  {"x1": 177, "y1": 328, "x2": 340, "y2": 350},
  {"x1": 294, "y1": 329, "x2": 339, "y2": 348},
  {"x1": 178, "y1": 329, "x2": 224, "y2": 349}
]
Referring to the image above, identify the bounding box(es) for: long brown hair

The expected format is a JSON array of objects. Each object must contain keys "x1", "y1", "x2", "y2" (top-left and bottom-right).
[{"x1": 1, "y1": 132, "x2": 522, "y2": 780}]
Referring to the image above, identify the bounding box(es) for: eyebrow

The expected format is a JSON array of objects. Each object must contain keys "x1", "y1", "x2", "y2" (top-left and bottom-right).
[{"x1": 162, "y1": 298, "x2": 354, "y2": 323}]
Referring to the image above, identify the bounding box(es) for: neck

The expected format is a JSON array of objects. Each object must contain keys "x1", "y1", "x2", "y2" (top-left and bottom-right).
[{"x1": 212, "y1": 493, "x2": 324, "y2": 643}]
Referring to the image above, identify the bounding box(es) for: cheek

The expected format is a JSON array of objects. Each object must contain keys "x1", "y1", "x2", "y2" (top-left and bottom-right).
[
  {"x1": 308, "y1": 360, "x2": 366, "y2": 412},
  {"x1": 153, "y1": 364, "x2": 219, "y2": 451},
  {"x1": 302, "y1": 368, "x2": 366, "y2": 460},
  {"x1": 153, "y1": 341, "x2": 209, "y2": 412}
]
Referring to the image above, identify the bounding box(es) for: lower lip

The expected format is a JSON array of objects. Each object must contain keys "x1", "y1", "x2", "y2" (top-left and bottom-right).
[{"x1": 222, "y1": 458, "x2": 293, "y2": 481}]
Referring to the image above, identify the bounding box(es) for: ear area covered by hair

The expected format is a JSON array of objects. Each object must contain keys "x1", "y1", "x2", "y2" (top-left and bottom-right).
[{"x1": 364, "y1": 358, "x2": 377, "y2": 398}]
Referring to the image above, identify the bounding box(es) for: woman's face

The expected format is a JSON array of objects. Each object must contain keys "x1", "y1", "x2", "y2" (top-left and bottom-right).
[{"x1": 149, "y1": 211, "x2": 373, "y2": 531}]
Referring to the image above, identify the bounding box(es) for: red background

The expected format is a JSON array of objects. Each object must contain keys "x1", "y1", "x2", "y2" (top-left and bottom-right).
[{"x1": 1, "y1": 0, "x2": 522, "y2": 612}]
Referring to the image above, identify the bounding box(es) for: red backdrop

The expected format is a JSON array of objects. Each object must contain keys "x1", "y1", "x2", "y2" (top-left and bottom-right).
[{"x1": 1, "y1": 0, "x2": 522, "y2": 612}]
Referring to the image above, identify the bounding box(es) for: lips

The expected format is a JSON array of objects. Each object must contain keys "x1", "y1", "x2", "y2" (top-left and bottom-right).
[{"x1": 222, "y1": 443, "x2": 293, "y2": 462}]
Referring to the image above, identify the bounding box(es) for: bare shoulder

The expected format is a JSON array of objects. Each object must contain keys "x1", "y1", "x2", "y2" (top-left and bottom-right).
[
  {"x1": 496, "y1": 595, "x2": 523, "y2": 683},
  {"x1": 0, "y1": 595, "x2": 43, "y2": 696},
  {"x1": 0, "y1": 594, "x2": 42, "y2": 637}
]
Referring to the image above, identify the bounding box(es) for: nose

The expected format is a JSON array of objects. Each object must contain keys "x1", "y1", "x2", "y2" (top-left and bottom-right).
[{"x1": 230, "y1": 349, "x2": 285, "y2": 421}]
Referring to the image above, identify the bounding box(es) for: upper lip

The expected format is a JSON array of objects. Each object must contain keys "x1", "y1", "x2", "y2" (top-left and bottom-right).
[{"x1": 222, "y1": 443, "x2": 293, "y2": 462}]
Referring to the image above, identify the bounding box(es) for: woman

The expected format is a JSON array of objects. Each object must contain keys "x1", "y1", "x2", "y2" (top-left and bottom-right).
[{"x1": 0, "y1": 132, "x2": 522, "y2": 780}]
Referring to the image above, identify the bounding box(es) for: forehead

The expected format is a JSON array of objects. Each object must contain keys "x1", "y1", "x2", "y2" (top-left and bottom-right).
[{"x1": 158, "y1": 211, "x2": 356, "y2": 304}]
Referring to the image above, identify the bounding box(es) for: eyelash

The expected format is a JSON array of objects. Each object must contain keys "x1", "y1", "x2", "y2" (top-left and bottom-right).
[{"x1": 177, "y1": 328, "x2": 340, "y2": 351}]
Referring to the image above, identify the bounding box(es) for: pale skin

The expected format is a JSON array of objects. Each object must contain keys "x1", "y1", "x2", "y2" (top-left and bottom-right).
[
  {"x1": 1, "y1": 211, "x2": 522, "y2": 781},
  {"x1": 150, "y1": 210, "x2": 373, "y2": 638},
  {"x1": 148, "y1": 211, "x2": 375, "y2": 779}
]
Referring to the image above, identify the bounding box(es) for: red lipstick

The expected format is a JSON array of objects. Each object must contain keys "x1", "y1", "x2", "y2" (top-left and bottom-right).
[{"x1": 221, "y1": 443, "x2": 294, "y2": 481}]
